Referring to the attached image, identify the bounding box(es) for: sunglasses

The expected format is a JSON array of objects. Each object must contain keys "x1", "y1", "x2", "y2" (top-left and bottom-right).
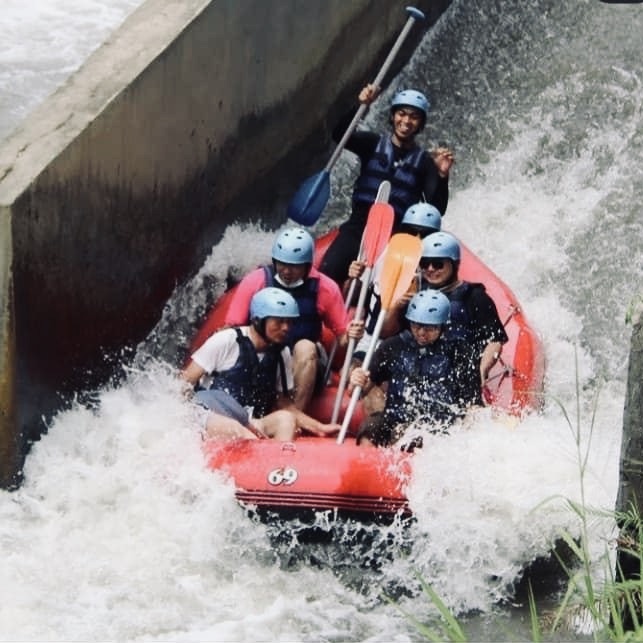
[{"x1": 419, "y1": 258, "x2": 446, "y2": 270}]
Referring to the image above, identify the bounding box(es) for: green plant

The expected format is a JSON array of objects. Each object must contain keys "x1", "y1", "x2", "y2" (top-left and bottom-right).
[
  {"x1": 383, "y1": 571, "x2": 468, "y2": 642},
  {"x1": 530, "y1": 347, "x2": 643, "y2": 640}
]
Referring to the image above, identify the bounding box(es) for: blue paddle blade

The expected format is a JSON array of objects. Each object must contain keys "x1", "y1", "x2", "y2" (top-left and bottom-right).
[{"x1": 287, "y1": 170, "x2": 331, "y2": 225}]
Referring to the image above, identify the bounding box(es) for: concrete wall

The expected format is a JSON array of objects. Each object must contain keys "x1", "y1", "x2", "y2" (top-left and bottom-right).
[{"x1": 0, "y1": 0, "x2": 450, "y2": 487}]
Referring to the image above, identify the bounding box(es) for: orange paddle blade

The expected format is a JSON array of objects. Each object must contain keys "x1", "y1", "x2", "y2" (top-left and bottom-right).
[
  {"x1": 378, "y1": 233, "x2": 423, "y2": 310},
  {"x1": 362, "y1": 202, "x2": 394, "y2": 266}
]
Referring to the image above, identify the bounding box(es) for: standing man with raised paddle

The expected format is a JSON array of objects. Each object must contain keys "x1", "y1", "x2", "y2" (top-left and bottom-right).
[
  {"x1": 287, "y1": 6, "x2": 427, "y2": 230},
  {"x1": 318, "y1": 82, "x2": 454, "y2": 286}
]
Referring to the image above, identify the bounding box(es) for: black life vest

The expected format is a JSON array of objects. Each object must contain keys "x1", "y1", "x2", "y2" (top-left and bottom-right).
[
  {"x1": 263, "y1": 265, "x2": 321, "y2": 346},
  {"x1": 352, "y1": 135, "x2": 426, "y2": 222},
  {"x1": 384, "y1": 330, "x2": 458, "y2": 426},
  {"x1": 209, "y1": 329, "x2": 286, "y2": 418},
  {"x1": 443, "y1": 282, "x2": 487, "y2": 406},
  {"x1": 443, "y1": 282, "x2": 486, "y2": 350}
]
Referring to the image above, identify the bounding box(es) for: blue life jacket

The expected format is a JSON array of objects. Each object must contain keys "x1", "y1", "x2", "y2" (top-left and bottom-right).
[
  {"x1": 263, "y1": 265, "x2": 321, "y2": 346},
  {"x1": 210, "y1": 329, "x2": 286, "y2": 418},
  {"x1": 383, "y1": 330, "x2": 458, "y2": 426},
  {"x1": 352, "y1": 135, "x2": 426, "y2": 222}
]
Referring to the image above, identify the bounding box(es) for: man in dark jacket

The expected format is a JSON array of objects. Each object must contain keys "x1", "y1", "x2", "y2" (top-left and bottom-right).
[
  {"x1": 382, "y1": 232, "x2": 509, "y2": 405},
  {"x1": 350, "y1": 290, "x2": 469, "y2": 448}
]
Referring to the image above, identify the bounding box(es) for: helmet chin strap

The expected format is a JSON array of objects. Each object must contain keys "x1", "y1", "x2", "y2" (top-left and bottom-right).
[
  {"x1": 251, "y1": 317, "x2": 288, "y2": 347},
  {"x1": 251, "y1": 318, "x2": 270, "y2": 343},
  {"x1": 274, "y1": 273, "x2": 304, "y2": 289}
]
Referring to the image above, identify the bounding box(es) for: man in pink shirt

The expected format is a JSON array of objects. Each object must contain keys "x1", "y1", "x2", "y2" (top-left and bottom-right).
[{"x1": 225, "y1": 227, "x2": 363, "y2": 410}]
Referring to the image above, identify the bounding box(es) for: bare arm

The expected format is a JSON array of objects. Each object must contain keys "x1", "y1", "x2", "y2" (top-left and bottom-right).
[
  {"x1": 180, "y1": 360, "x2": 206, "y2": 387},
  {"x1": 480, "y1": 341, "x2": 502, "y2": 382}
]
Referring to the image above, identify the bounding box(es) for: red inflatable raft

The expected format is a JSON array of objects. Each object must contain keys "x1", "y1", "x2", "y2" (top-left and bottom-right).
[{"x1": 195, "y1": 229, "x2": 545, "y2": 523}]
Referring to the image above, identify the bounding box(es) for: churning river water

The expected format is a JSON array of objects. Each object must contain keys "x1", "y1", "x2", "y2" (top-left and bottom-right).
[{"x1": 1, "y1": 1, "x2": 642, "y2": 641}]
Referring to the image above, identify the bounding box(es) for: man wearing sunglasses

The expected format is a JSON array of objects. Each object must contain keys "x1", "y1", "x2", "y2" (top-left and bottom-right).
[{"x1": 385, "y1": 231, "x2": 508, "y2": 406}]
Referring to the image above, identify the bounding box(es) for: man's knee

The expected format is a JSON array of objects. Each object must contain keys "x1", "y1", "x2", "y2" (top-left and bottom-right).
[
  {"x1": 356, "y1": 411, "x2": 394, "y2": 447},
  {"x1": 205, "y1": 412, "x2": 254, "y2": 440},
  {"x1": 261, "y1": 410, "x2": 297, "y2": 440},
  {"x1": 292, "y1": 339, "x2": 318, "y2": 363},
  {"x1": 362, "y1": 387, "x2": 385, "y2": 415}
]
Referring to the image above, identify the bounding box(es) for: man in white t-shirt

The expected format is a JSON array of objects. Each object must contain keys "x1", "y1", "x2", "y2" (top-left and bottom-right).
[{"x1": 181, "y1": 287, "x2": 340, "y2": 441}]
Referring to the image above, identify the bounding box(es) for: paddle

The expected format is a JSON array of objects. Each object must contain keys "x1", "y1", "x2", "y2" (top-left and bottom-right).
[
  {"x1": 322, "y1": 180, "x2": 392, "y2": 386},
  {"x1": 286, "y1": 6, "x2": 426, "y2": 225},
  {"x1": 336, "y1": 233, "x2": 423, "y2": 444},
  {"x1": 342, "y1": 180, "x2": 392, "y2": 303},
  {"x1": 330, "y1": 186, "x2": 394, "y2": 422}
]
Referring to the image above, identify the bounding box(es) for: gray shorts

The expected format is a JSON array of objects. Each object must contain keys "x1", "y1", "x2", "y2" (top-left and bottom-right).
[{"x1": 194, "y1": 389, "x2": 249, "y2": 426}]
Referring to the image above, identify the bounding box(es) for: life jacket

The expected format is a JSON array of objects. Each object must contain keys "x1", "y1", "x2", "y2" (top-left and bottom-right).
[
  {"x1": 209, "y1": 328, "x2": 287, "y2": 418},
  {"x1": 443, "y1": 282, "x2": 487, "y2": 406},
  {"x1": 263, "y1": 265, "x2": 322, "y2": 346},
  {"x1": 352, "y1": 135, "x2": 426, "y2": 222},
  {"x1": 444, "y1": 282, "x2": 485, "y2": 348},
  {"x1": 383, "y1": 330, "x2": 458, "y2": 426}
]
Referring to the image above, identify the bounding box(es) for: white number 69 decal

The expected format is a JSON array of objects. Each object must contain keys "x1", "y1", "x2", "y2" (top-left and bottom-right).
[{"x1": 267, "y1": 467, "x2": 298, "y2": 485}]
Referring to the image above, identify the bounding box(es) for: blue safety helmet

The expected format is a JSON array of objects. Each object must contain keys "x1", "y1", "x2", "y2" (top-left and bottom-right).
[
  {"x1": 390, "y1": 89, "x2": 430, "y2": 128},
  {"x1": 401, "y1": 203, "x2": 442, "y2": 235},
  {"x1": 271, "y1": 227, "x2": 314, "y2": 265},
  {"x1": 405, "y1": 290, "x2": 450, "y2": 326},
  {"x1": 250, "y1": 287, "x2": 299, "y2": 320},
  {"x1": 421, "y1": 231, "x2": 461, "y2": 262}
]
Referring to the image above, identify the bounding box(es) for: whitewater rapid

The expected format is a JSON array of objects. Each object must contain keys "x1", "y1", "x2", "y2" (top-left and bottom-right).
[{"x1": 1, "y1": 0, "x2": 642, "y2": 640}]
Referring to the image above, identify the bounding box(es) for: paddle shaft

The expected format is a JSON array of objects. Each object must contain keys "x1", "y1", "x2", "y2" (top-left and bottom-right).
[
  {"x1": 331, "y1": 263, "x2": 374, "y2": 423},
  {"x1": 287, "y1": 8, "x2": 423, "y2": 225},
  {"x1": 321, "y1": 282, "x2": 353, "y2": 387},
  {"x1": 322, "y1": 181, "x2": 392, "y2": 387},
  {"x1": 324, "y1": 7, "x2": 425, "y2": 173},
  {"x1": 335, "y1": 233, "x2": 423, "y2": 444},
  {"x1": 336, "y1": 309, "x2": 386, "y2": 444}
]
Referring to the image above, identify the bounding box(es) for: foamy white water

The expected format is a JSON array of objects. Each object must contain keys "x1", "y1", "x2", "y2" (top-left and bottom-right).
[
  {"x1": 1, "y1": 0, "x2": 642, "y2": 641},
  {"x1": 0, "y1": 0, "x2": 143, "y2": 142}
]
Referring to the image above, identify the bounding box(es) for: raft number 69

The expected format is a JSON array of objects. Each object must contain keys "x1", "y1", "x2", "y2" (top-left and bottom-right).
[{"x1": 268, "y1": 467, "x2": 298, "y2": 485}]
